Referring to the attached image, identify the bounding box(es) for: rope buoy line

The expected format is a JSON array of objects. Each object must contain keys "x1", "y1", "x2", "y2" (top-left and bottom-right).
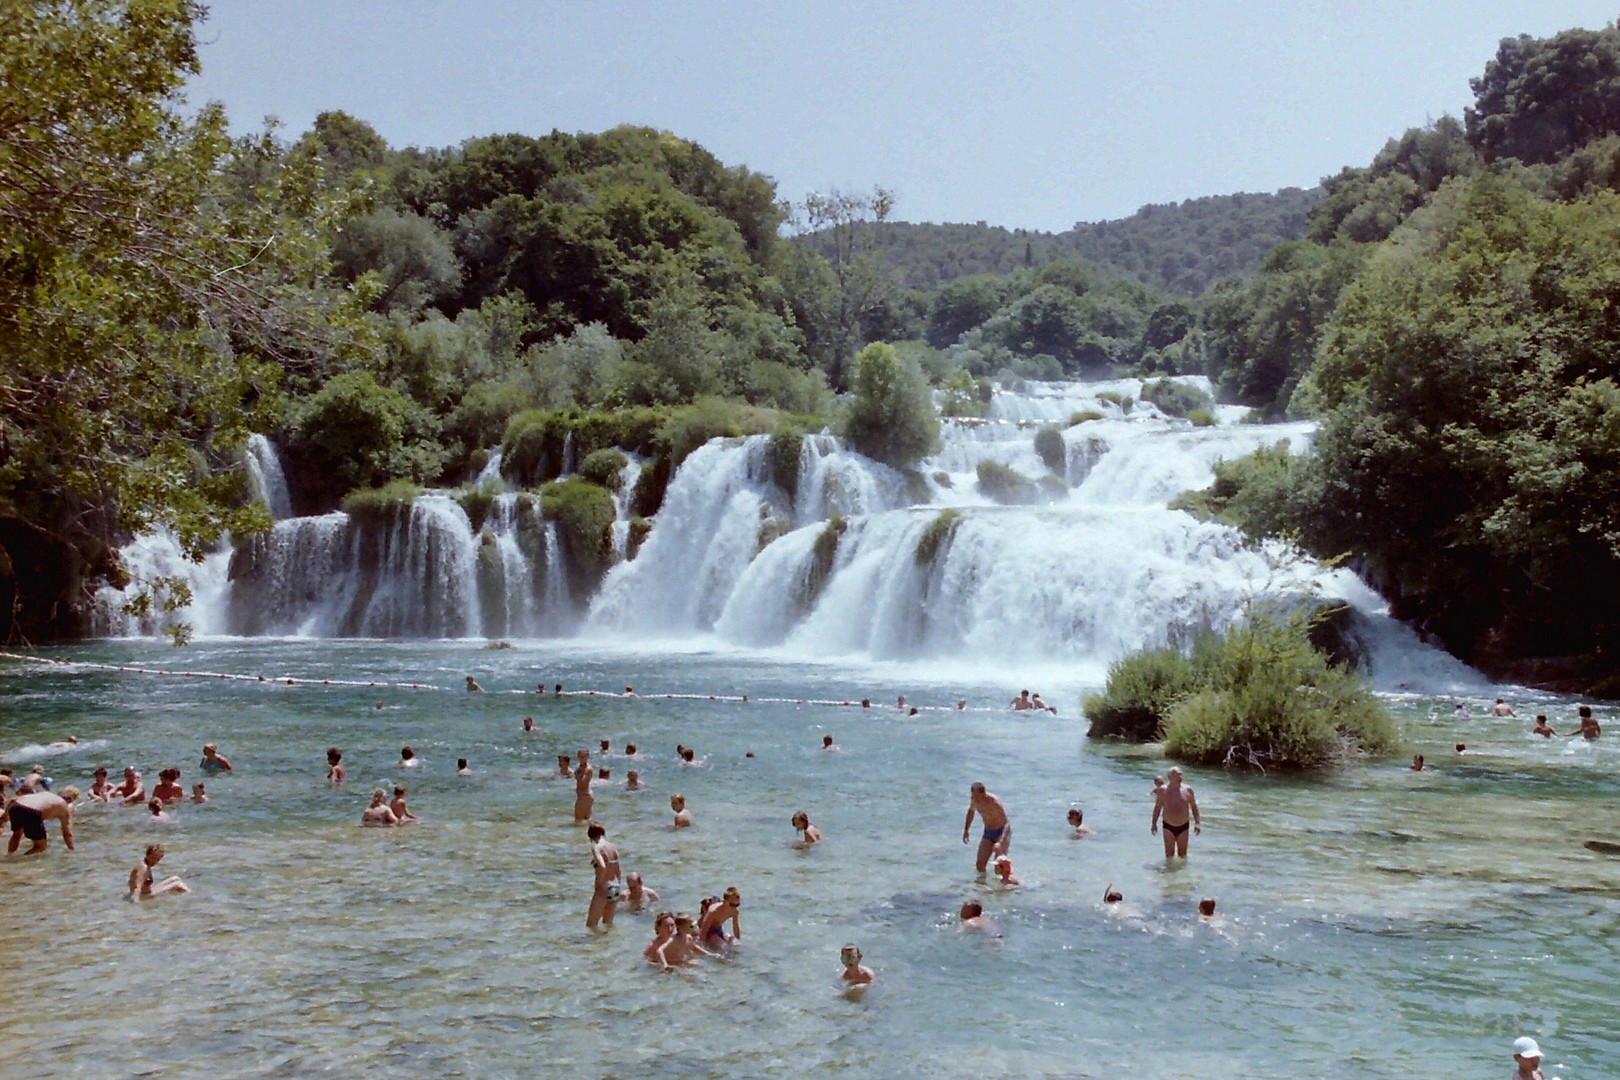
[{"x1": 0, "y1": 651, "x2": 1024, "y2": 715}]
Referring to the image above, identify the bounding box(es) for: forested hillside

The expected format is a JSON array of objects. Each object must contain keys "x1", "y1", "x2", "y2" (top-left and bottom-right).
[{"x1": 803, "y1": 187, "x2": 1320, "y2": 296}]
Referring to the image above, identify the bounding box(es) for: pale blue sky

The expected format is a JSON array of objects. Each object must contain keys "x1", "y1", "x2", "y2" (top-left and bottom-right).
[{"x1": 189, "y1": 1, "x2": 1618, "y2": 231}]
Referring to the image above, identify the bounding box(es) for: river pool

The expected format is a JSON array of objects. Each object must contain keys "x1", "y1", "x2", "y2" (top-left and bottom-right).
[{"x1": 2, "y1": 639, "x2": 1617, "y2": 1079}]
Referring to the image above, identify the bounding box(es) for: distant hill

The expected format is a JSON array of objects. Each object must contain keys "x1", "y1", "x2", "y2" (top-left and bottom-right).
[{"x1": 830, "y1": 187, "x2": 1322, "y2": 296}]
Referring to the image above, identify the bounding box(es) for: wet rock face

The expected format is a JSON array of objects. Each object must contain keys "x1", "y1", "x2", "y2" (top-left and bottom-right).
[{"x1": 0, "y1": 517, "x2": 96, "y2": 643}]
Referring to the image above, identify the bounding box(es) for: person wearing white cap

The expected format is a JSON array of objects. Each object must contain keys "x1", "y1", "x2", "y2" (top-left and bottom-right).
[{"x1": 1510, "y1": 1036, "x2": 1544, "y2": 1080}]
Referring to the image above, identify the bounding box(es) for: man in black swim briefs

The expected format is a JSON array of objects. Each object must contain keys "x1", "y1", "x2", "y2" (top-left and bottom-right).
[
  {"x1": 1151, "y1": 766, "x2": 1200, "y2": 859},
  {"x1": 7, "y1": 788, "x2": 78, "y2": 856}
]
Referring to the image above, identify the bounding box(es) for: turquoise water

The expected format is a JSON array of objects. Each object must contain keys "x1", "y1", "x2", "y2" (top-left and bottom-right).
[{"x1": 2, "y1": 639, "x2": 1617, "y2": 1079}]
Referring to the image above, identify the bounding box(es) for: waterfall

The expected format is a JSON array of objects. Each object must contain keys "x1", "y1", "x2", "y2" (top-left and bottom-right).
[
  {"x1": 245, "y1": 434, "x2": 294, "y2": 520},
  {"x1": 91, "y1": 376, "x2": 1488, "y2": 689}
]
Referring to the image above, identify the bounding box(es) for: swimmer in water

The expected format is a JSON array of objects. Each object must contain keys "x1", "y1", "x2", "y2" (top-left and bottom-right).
[
  {"x1": 1492, "y1": 698, "x2": 1516, "y2": 717},
  {"x1": 624, "y1": 872, "x2": 659, "y2": 912},
  {"x1": 839, "y1": 943, "x2": 874, "y2": 985},
  {"x1": 1030, "y1": 693, "x2": 1056, "y2": 715},
  {"x1": 457, "y1": 759, "x2": 472, "y2": 776},
  {"x1": 670, "y1": 794, "x2": 694, "y2": 828},
  {"x1": 1198, "y1": 897, "x2": 1218, "y2": 921},
  {"x1": 600, "y1": 739, "x2": 611, "y2": 755},
  {"x1": 390, "y1": 786, "x2": 417, "y2": 823},
  {"x1": 645, "y1": 912, "x2": 678, "y2": 970},
  {"x1": 573, "y1": 758, "x2": 594, "y2": 823},
  {"x1": 896, "y1": 695, "x2": 907, "y2": 710},
  {"x1": 1454, "y1": 702, "x2": 1469, "y2": 719},
  {"x1": 152, "y1": 769, "x2": 183, "y2": 803},
  {"x1": 624, "y1": 743, "x2": 638, "y2": 758},
  {"x1": 88, "y1": 767, "x2": 113, "y2": 802},
  {"x1": 1455, "y1": 743, "x2": 1468, "y2": 754},
  {"x1": 1411, "y1": 754, "x2": 1426, "y2": 771},
  {"x1": 399, "y1": 746, "x2": 421, "y2": 769},
  {"x1": 129, "y1": 843, "x2": 188, "y2": 900},
  {"x1": 1510, "y1": 1036, "x2": 1545, "y2": 1080},
  {"x1": 959, "y1": 900, "x2": 997, "y2": 935},
  {"x1": 822, "y1": 735, "x2": 838, "y2": 751},
  {"x1": 908, "y1": 707, "x2": 919, "y2": 716},
  {"x1": 1532, "y1": 715, "x2": 1556, "y2": 738},
  {"x1": 1010, "y1": 690, "x2": 1033, "y2": 711},
  {"x1": 147, "y1": 797, "x2": 172, "y2": 823},
  {"x1": 49, "y1": 735, "x2": 79, "y2": 749},
  {"x1": 361, "y1": 789, "x2": 400, "y2": 827},
  {"x1": 597, "y1": 767, "x2": 611, "y2": 784},
  {"x1": 199, "y1": 744, "x2": 232, "y2": 772},
  {"x1": 963, "y1": 782, "x2": 1011, "y2": 873},
  {"x1": 465, "y1": 675, "x2": 483, "y2": 692},
  {"x1": 1565, "y1": 706, "x2": 1601, "y2": 740},
  {"x1": 557, "y1": 754, "x2": 571, "y2": 777},
  {"x1": 586, "y1": 822, "x2": 622, "y2": 930},
  {"x1": 1151, "y1": 766, "x2": 1200, "y2": 859},
  {"x1": 700, "y1": 886, "x2": 741, "y2": 946},
  {"x1": 190, "y1": 783, "x2": 207, "y2": 804},
  {"x1": 861, "y1": 699, "x2": 871, "y2": 709},
  {"x1": 1067, "y1": 808, "x2": 1092, "y2": 837},
  {"x1": 993, "y1": 855, "x2": 1020, "y2": 886},
  {"x1": 625, "y1": 770, "x2": 644, "y2": 791},
  {"x1": 113, "y1": 766, "x2": 145, "y2": 805},
  {"x1": 7, "y1": 788, "x2": 78, "y2": 854},
  {"x1": 681, "y1": 748, "x2": 696, "y2": 765},
  {"x1": 523, "y1": 717, "x2": 534, "y2": 733},
  {"x1": 791, "y1": 811, "x2": 822, "y2": 845},
  {"x1": 668, "y1": 913, "x2": 717, "y2": 964},
  {"x1": 956, "y1": 698, "x2": 967, "y2": 710},
  {"x1": 326, "y1": 748, "x2": 345, "y2": 784}
]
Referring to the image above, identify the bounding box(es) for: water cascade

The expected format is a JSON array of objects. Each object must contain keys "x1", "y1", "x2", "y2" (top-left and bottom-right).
[{"x1": 94, "y1": 378, "x2": 1482, "y2": 688}]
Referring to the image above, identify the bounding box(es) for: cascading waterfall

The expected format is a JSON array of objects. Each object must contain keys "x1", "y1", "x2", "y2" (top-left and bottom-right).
[
  {"x1": 245, "y1": 434, "x2": 294, "y2": 520},
  {"x1": 93, "y1": 377, "x2": 1486, "y2": 688}
]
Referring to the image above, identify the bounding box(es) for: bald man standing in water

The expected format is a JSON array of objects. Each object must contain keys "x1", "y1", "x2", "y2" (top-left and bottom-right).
[
  {"x1": 1151, "y1": 766, "x2": 1201, "y2": 859},
  {"x1": 962, "y1": 782, "x2": 1010, "y2": 872}
]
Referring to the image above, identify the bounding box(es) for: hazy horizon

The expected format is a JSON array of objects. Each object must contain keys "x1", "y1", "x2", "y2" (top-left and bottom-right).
[{"x1": 189, "y1": 1, "x2": 1618, "y2": 231}]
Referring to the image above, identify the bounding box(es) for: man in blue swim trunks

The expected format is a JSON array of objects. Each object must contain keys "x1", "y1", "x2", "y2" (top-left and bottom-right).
[{"x1": 962, "y1": 782, "x2": 1011, "y2": 872}]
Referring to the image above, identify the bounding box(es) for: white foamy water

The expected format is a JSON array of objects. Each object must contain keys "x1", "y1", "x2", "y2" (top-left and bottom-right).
[{"x1": 94, "y1": 379, "x2": 1480, "y2": 692}]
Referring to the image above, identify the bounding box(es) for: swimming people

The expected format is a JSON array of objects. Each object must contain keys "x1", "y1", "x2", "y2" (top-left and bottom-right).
[
  {"x1": 361, "y1": 789, "x2": 400, "y2": 827},
  {"x1": 958, "y1": 900, "x2": 997, "y2": 935},
  {"x1": 1511, "y1": 1036, "x2": 1545, "y2": 1080},
  {"x1": 573, "y1": 758, "x2": 594, "y2": 823},
  {"x1": 645, "y1": 912, "x2": 679, "y2": 970},
  {"x1": 88, "y1": 767, "x2": 113, "y2": 802},
  {"x1": 700, "y1": 886, "x2": 741, "y2": 946},
  {"x1": 400, "y1": 747, "x2": 421, "y2": 769},
  {"x1": 623, "y1": 743, "x2": 638, "y2": 757},
  {"x1": 1030, "y1": 693, "x2": 1056, "y2": 714},
  {"x1": 1151, "y1": 766, "x2": 1201, "y2": 859},
  {"x1": 1492, "y1": 698, "x2": 1516, "y2": 717},
  {"x1": 1066, "y1": 808, "x2": 1092, "y2": 837},
  {"x1": 839, "y1": 943, "x2": 874, "y2": 985},
  {"x1": 1454, "y1": 702, "x2": 1469, "y2": 719},
  {"x1": 465, "y1": 675, "x2": 483, "y2": 692},
  {"x1": 1532, "y1": 715, "x2": 1556, "y2": 738},
  {"x1": 152, "y1": 769, "x2": 183, "y2": 803},
  {"x1": 599, "y1": 739, "x2": 611, "y2": 755},
  {"x1": 199, "y1": 744, "x2": 232, "y2": 771},
  {"x1": 670, "y1": 794, "x2": 693, "y2": 828},
  {"x1": 523, "y1": 717, "x2": 534, "y2": 732},
  {"x1": 457, "y1": 759, "x2": 472, "y2": 776},
  {"x1": 680, "y1": 748, "x2": 696, "y2": 765},
  {"x1": 326, "y1": 748, "x2": 346, "y2": 784},
  {"x1": 390, "y1": 786, "x2": 417, "y2": 822},
  {"x1": 557, "y1": 754, "x2": 572, "y2": 777},
  {"x1": 586, "y1": 822, "x2": 623, "y2": 930},
  {"x1": 963, "y1": 782, "x2": 1011, "y2": 872},
  {"x1": 146, "y1": 797, "x2": 172, "y2": 823},
  {"x1": 792, "y1": 811, "x2": 822, "y2": 845},
  {"x1": 112, "y1": 766, "x2": 145, "y2": 805},
  {"x1": 1010, "y1": 690, "x2": 1034, "y2": 711},
  {"x1": 7, "y1": 787, "x2": 78, "y2": 855},
  {"x1": 626, "y1": 770, "x2": 644, "y2": 791},
  {"x1": 822, "y1": 735, "x2": 837, "y2": 751},
  {"x1": 129, "y1": 844, "x2": 188, "y2": 900},
  {"x1": 1566, "y1": 706, "x2": 1601, "y2": 740},
  {"x1": 993, "y1": 855, "x2": 1020, "y2": 886},
  {"x1": 669, "y1": 913, "x2": 716, "y2": 964},
  {"x1": 1411, "y1": 754, "x2": 1426, "y2": 771},
  {"x1": 624, "y1": 871, "x2": 659, "y2": 912},
  {"x1": 190, "y1": 783, "x2": 207, "y2": 804},
  {"x1": 1198, "y1": 897, "x2": 1218, "y2": 920}
]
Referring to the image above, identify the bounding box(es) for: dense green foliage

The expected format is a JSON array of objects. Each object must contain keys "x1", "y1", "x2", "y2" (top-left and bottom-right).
[
  {"x1": 975, "y1": 461, "x2": 1039, "y2": 505},
  {"x1": 1140, "y1": 379, "x2": 1212, "y2": 419},
  {"x1": 1033, "y1": 428, "x2": 1066, "y2": 473},
  {"x1": 814, "y1": 188, "x2": 1320, "y2": 296},
  {"x1": 840, "y1": 343, "x2": 939, "y2": 469},
  {"x1": 914, "y1": 509, "x2": 960, "y2": 565},
  {"x1": 1467, "y1": 23, "x2": 1620, "y2": 165},
  {"x1": 539, "y1": 478, "x2": 617, "y2": 595},
  {"x1": 1085, "y1": 609, "x2": 1396, "y2": 769}
]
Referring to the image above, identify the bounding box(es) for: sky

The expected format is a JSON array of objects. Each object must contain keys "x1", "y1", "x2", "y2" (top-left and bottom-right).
[{"x1": 187, "y1": 1, "x2": 1619, "y2": 232}]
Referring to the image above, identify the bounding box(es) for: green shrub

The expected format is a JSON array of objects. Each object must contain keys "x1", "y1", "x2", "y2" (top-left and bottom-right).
[
  {"x1": 932, "y1": 470, "x2": 954, "y2": 489},
  {"x1": 803, "y1": 513, "x2": 848, "y2": 605},
  {"x1": 580, "y1": 448, "x2": 629, "y2": 491},
  {"x1": 976, "y1": 461, "x2": 1039, "y2": 505},
  {"x1": 1141, "y1": 378, "x2": 1212, "y2": 419},
  {"x1": 1034, "y1": 427, "x2": 1066, "y2": 473},
  {"x1": 630, "y1": 459, "x2": 670, "y2": 518},
  {"x1": 1168, "y1": 441, "x2": 1303, "y2": 540},
  {"x1": 452, "y1": 480, "x2": 501, "y2": 532},
  {"x1": 914, "y1": 509, "x2": 960, "y2": 565},
  {"x1": 1187, "y1": 408, "x2": 1217, "y2": 427},
  {"x1": 1068, "y1": 410, "x2": 1104, "y2": 426},
  {"x1": 340, "y1": 479, "x2": 422, "y2": 524},
  {"x1": 1086, "y1": 606, "x2": 1397, "y2": 769},
  {"x1": 1083, "y1": 645, "x2": 1208, "y2": 741},
  {"x1": 766, "y1": 428, "x2": 804, "y2": 500},
  {"x1": 841, "y1": 342, "x2": 941, "y2": 468},
  {"x1": 539, "y1": 478, "x2": 617, "y2": 595},
  {"x1": 1096, "y1": 391, "x2": 1133, "y2": 410}
]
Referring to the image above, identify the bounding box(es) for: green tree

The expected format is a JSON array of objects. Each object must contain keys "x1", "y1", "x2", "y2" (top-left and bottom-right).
[
  {"x1": 1468, "y1": 24, "x2": 1620, "y2": 165},
  {"x1": 840, "y1": 342, "x2": 939, "y2": 469}
]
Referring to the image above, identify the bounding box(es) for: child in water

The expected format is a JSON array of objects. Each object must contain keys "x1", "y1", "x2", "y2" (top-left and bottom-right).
[
  {"x1": 1067, "y1": 808, "x2": 1092, "y2": 837},
  {"x1": 993, "y1": 855, "x2": 1020, "y2": 886},
  {"x1": 839, "y1": 943, "x2": 874, "y2": 985}
]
